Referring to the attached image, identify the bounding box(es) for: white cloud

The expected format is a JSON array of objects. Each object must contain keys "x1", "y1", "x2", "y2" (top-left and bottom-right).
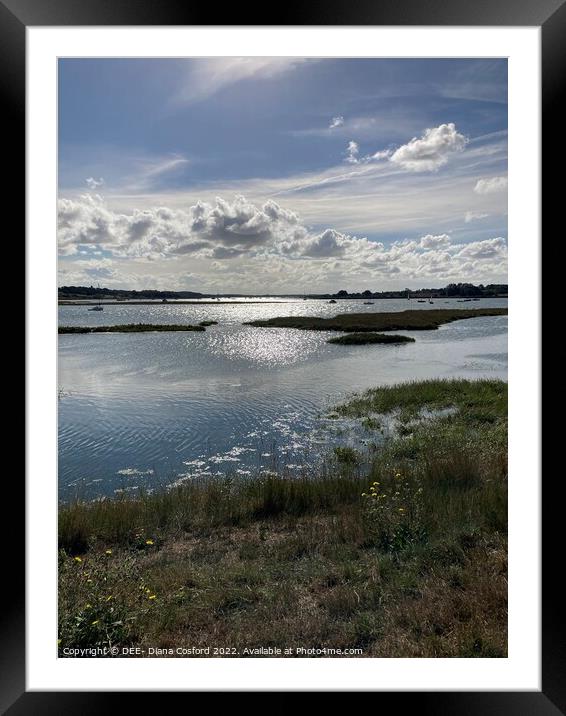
[
  {"x1": 473, "y1": 176, "x2": 508, "y2": 194},
  {"x1": 456, "y1": 237, "x2": 507, "y2": 260},
  {"x1": 329, "y1": 116, "x2": 344, "y2": 129},
  {"x1": 85, "y1": 177, "x2": 104, "y2": 189},
  {"x1": 58, "y1": 193, "x2": 507, "y2": 291},
  {"x1": 345, "y1": 141, "x2": 359, "y2": 164},
  {"x1": 370, "y1": 149, "x2": 392, "y2": 162},
  {"x1": 176, "y1": 58, "x2": 307, "y2": 104},
  {"x1": 58, "y1": 193, "x2": 305, "y2": 260},
  {"x1": 389, "y1": 123, "x2": 468, "y2": 172},
  {"x1": 341, "y1": 123, "x2": 466, "y2": 172},
  {"x1": 419, "y1": 233, "x2": 451, "y2": 249},
  {"x1": 465, "y1": 211, "x2": 489, "y2": 223}
]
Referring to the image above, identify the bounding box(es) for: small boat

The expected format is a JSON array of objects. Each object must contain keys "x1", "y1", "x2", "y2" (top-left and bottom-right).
[
  {"x1": 88, "y1": 284, "x2": 104, "y2": 310},
  {"x1": 363, "y1": 301, "x2": 374, "y2": 305},
  {"x1": 329, "y1": 299, "x2": 337, "y2": 304},
  {"x1": 417, "y1": 299, "x2": 426, "y2": 303}
]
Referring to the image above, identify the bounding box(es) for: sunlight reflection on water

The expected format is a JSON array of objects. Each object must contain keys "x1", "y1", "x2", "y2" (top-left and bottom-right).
[{"x1": 58, "y1": 299, "x2": 507, "y2": 499}]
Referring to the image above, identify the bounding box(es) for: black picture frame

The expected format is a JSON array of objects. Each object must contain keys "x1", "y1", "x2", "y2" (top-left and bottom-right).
[{"x1": 11, "y1": 0, "x2": 560, "y2": 708}]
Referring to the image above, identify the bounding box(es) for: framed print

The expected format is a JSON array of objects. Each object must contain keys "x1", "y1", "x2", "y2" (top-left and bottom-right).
[{"x1": 10, "y1": 0, "x2": 561, "y2": 708}]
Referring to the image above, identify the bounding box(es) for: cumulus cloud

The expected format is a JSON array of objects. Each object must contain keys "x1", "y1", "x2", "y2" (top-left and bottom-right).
[
  {"x1": 86, "y1": 177, "x2": 104, "y2": 189},
  {"x1": 290, "y1": 229, "x2": 381, "y2": 260},
  {"x1": 419, "y1": 233, "x2": 451, "y2": 249},
  {"x1": 456, "y1": 237, "x2": 507, "y2": 260},
  {"x1": 341, "y1": 124, "x2": 466, "y2": 171},
  {"x1": 58, "y1": 194, "x2": 116, "y2": 248},
  {"x1": 473, "y1": 176, "x2": 508, "y2": 194},
  {"x1": 58, "y1": 194, "x2": 304, "y2": 260},
  {"x1": 329, "y1": 116, "x2": 344, "y2": 129},
  {"x1": 58, "y1": 193, "x2": 507, "y2": 288},
  {"x1": 389, "y1": 123, "x2": 468, "y2": 172},
  {"x1": 177, "y1": 58, "x2": 307, "y2": 104}
]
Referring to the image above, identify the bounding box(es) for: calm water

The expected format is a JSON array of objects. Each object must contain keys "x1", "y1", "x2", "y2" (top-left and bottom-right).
[{"x1": 58, "y1": 298, "x2": 507, "y2": 499}]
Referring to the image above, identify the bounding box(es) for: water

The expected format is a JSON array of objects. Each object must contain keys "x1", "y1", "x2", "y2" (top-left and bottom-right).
[{"x1": 58, "y1": 298, "x2": 507, "y2": 499}]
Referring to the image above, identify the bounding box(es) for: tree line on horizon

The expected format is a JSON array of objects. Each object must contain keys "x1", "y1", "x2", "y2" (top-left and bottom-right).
[{"x1": 58, "y1": 282, "x2": 508, "y2": 301}]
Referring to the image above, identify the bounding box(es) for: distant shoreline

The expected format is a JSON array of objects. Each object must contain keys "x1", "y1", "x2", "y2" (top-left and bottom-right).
[
  {"x1": 59, "y1": 296, "x2": 507, "y2": 306},
  {"x1": 58, "y1": 300, "x2": 292, "y2": 306}
]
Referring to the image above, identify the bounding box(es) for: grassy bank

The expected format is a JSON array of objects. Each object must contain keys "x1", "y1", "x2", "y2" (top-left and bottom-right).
[
  {"x1": 59, "y1": 379, "x2": 507, "y2": 657},
  {"x1": 327, "y1": 333, "x2": 415, "y2": 345},
  {"x1": 59, "y1": 323, "x2": 206, "y2": 334},
  {"x1": 245, "y1": 307, "x2": 507, "y2": 333}
]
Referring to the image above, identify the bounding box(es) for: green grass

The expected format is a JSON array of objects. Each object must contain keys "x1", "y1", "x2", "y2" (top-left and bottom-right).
[
  {"x1": 58, "y1": 324, "x2": 206, "y2": 334},
  {"x1": 336, "y1": 378, "x2": 507, "y2": 423},
  {"x1": 328, "y1": 333, "x2": 415, "y2": 345},
  {"x1": 58, "y1": 379, "x2": 507, "y2": 658},
  {"x1": 245, "y1": 307, "x2": 507, "y2": 333}
]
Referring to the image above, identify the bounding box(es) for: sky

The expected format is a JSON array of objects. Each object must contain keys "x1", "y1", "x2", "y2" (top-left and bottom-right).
[{"x1": 58, "y1": 58, "x2": 508, "y2": 293}]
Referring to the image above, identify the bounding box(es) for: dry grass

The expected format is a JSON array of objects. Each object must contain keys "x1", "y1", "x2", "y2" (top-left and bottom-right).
[{"x1": 59, "y1": 379, "x2": 507, "y2": 657}]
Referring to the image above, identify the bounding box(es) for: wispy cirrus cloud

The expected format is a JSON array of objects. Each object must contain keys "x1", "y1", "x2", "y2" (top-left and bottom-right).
[
  {"x1": 474, "y1": 176, "x2": 508, "y2": 194},
  {"x1": 465, "y1": 211, "x2": 489, "y2": 223},
  {"x1": 175, "y1": 58, "x2": 309, "y2": 105}
]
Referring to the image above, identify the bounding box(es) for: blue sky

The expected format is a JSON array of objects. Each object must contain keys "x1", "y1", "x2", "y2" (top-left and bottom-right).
[{"x1": 58, "y1": 58, "x2": 508, "y2": 292}]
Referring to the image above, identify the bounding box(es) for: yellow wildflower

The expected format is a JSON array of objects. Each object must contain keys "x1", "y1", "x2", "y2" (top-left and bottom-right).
[
  {"x1": 91, "y1": 620, "x2": 99, "y2": 626},
  {"x1": 148, "y1": 594, "x2": 157, "y2": 600},
  {"x1": 105, "y1": 549, "x2": 112, "y2": 555},
  {"x1": 73, "y1": 556, "x2": 82, "y2": 563},
  {"x1": 145, "y1": 539, "x2": 154, "y2": 546}
]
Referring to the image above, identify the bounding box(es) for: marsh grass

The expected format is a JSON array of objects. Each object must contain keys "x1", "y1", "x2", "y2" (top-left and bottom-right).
[
  {"x1": 58, "y1": 324, "x2": 206, "y2": 334},
  {"x1": 59, "y1": 379, "x2": 507, "y2": 657},
  {"x1": 245, "y1": 307, "x2": 507, "y2": 333},
  {"x1": 327, "y1": 333, "x2": 415, "y2": 345}
]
